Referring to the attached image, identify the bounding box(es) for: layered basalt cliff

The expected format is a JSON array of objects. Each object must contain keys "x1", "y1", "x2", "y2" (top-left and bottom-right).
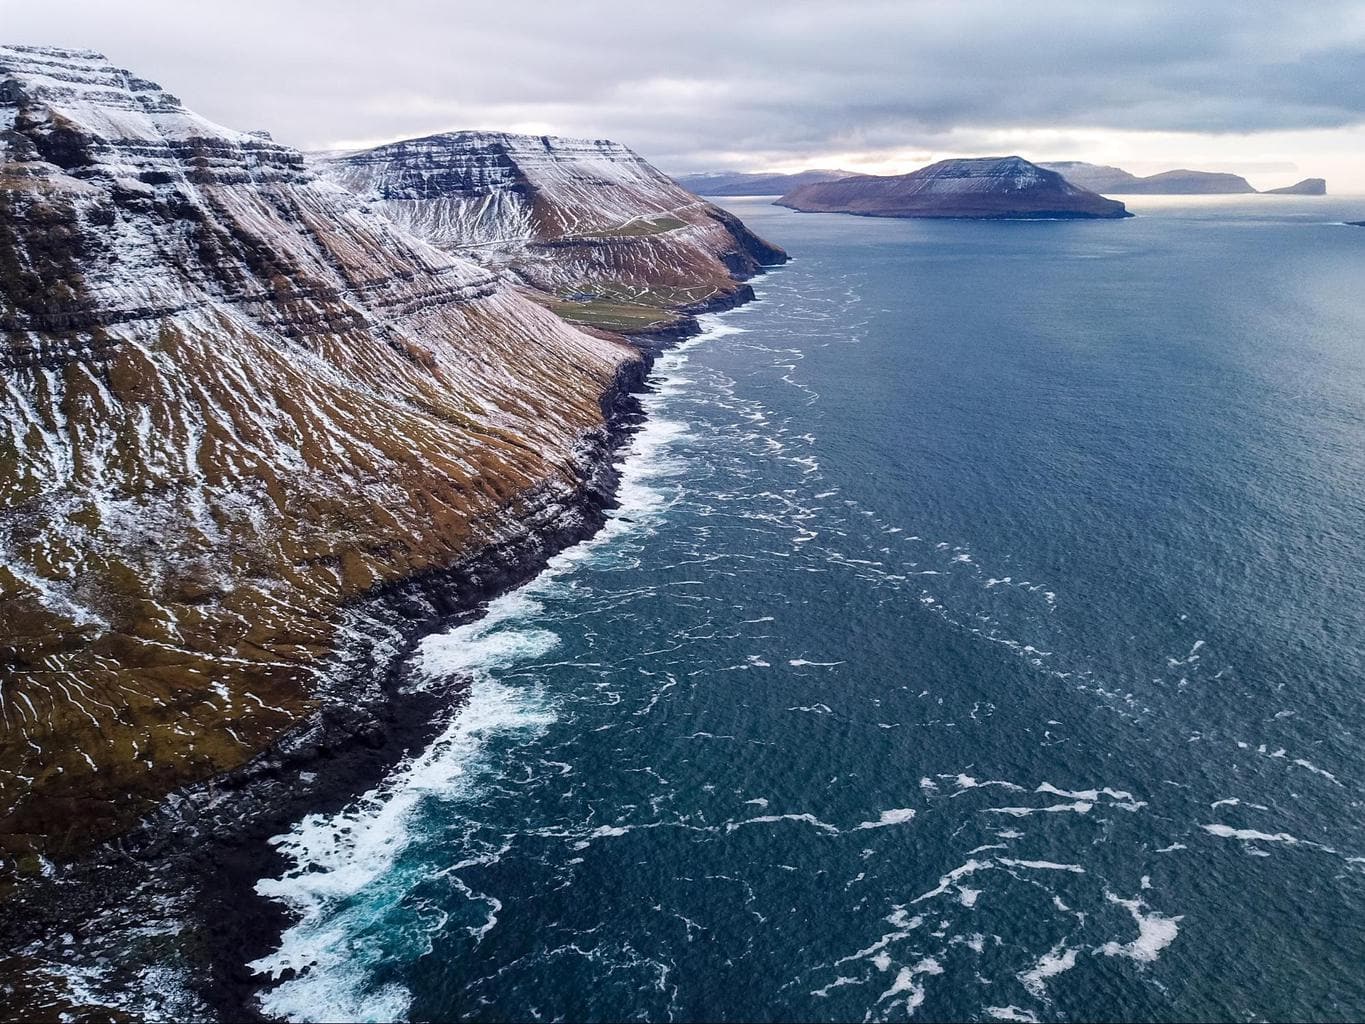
[
  {"x1": 0, "y1": 45, "x2": 647, "y2": 863},
  {"x1": 318, "y1": 132, "x2": 786, "y2": 334},
  {"x1": 777, "y1": 157, "x2": 1131, "y2": 220}
]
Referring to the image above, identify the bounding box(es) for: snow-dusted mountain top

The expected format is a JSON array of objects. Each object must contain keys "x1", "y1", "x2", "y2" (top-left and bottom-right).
[
  {"x1": 320, "y1": 129, "x2": 707, "y2": 242},
  {"x1": 1, "y1": 44, "x2": 637, "y2": 858},
  {"x1": 0, "y1": 44, "x2": 291, "y2": 176},
  {"x1": 883, "y1": 156, "x2": 1060, "y2": 194},
  {"x1": 333, "y1": 130, "x2": 642, "y2": 164},
  {"x1": 318, "y1": 128, "x2": 786, "y2": 332}
]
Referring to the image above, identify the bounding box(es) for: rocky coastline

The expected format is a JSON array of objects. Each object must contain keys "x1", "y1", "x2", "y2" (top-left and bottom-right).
[{"x1": 0, "y1": 282, "x2": 764, "y2": 1022}]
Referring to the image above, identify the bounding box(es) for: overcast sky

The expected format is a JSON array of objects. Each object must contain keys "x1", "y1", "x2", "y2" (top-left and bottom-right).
[{"x1": 6, "y1": 0, "x2": 1365, "y2": 190}]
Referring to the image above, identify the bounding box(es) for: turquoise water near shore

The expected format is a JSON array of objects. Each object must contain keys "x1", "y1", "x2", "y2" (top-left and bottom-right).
[{"x1": 254, "y1": 196, "x2": 1365, "y2": 1022}]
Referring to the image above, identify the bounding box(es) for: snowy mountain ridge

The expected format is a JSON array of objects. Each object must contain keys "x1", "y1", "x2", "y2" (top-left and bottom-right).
[
  {"x1": 318, "y1": 130, "x2": 787, "y2": 333},
  {"x1": 0, "y1": 45, "x2": 640, "y2": 855}
]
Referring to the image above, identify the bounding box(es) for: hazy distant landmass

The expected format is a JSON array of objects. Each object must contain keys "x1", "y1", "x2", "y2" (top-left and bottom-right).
[
  {"x1": 1043, "y1": 162, "x2": 1328, "y2": 196},
  {"x1": 674, "y1": 169, "x2": 857, "y2": 195},
  {"x1": 1263, "y1": 178, "x2": 1327, "y2": 195},
  {"x1": 777, "y1": 156, "x2": 1131, "y2": 219},
  {"x1": 1043, "y1": 161, "x2": 1257, "y2": 194}
]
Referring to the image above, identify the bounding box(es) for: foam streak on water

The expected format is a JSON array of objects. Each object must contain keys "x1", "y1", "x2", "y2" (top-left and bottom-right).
[
  {"x1": 250, "y1": 314, "x2": 746, "y2": 1021},
  {"x1": 249, "y1": 198, "x2": 1365, "y2": 1023}
]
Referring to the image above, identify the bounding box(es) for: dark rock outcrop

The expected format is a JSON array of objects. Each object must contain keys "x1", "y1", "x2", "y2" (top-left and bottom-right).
[{"x1": 777, "y1": 156, "x2": 1131, "y2": 220}]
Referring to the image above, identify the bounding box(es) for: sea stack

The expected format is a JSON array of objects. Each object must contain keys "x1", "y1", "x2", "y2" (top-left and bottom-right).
[{"x1": 776, "y1": 156, "x2": 1131, "y2": 220}]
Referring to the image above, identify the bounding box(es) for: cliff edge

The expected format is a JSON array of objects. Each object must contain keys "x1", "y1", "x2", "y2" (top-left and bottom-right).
[{"x1": 318, "y1": 133, "x2": 787, "y2": 334}]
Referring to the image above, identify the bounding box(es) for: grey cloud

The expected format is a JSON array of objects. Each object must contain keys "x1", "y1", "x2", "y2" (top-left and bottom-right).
[{"x1": 3, "y1": 0, "x2": 1364, "y2": 169}]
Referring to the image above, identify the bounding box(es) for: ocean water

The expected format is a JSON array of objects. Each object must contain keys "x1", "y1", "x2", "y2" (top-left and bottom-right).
[{"x1": 252, "y1": 196, "x2": 1365, "y2": 1023}]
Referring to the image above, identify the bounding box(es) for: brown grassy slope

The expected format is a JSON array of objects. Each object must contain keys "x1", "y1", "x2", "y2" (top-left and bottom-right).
[{"x1": 0, "y1": 54, "x2": 638, "y2": 859}]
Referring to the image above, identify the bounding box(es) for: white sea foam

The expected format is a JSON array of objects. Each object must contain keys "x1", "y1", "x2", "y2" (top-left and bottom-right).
[
  {"x1": 910, "y1": 858, "x2": 992, "y2": 903},
  {"x1": 811, "y1": 975, "x2": 863, "y2": 997},
  {"x1": 986, "y1": 801, "x2": 1093, "y2": 816},
  {"x1": 853, "y1": 808, "x2": 917, "y2": 830},
  {"x1": 250, "y1": 310, "x2": 743, "y2": 1021},
  {"x1": 1035, "y1": 782, "x2": 1146, "y2": 811},
  {"x1": 1201, "y1": 823, "x2": 1302, "y2": 844},
  {"x1": 724, "y1": 812, "x2": 841, "y2": 834},
  {"x1": 1018, "y1": 942, "x2": 1078, "y2": 998},
  {"x1": 946, "y1": 774, "x2": 1025, "y2": 793},
  {"x1": 876, "y1": 956, "x2": 943, "y2": 1015},
  {"x1": 1099, "y1": 893, "x2": 1182, "y2": 963},
  {"x1": 251, "y1": 675, "x2": 555, "y2": 1020},
  {"x1": 986, "y1": 1006, "x2": 1041, "y2": 1022},
  {"x1": 997, "y1": 858, "x2": 1085, "y2": 873}
]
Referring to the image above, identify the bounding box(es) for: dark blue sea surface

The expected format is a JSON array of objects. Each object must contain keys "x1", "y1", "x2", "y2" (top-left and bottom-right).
[{"x1": 253, "y1": 196, "x2": 1365, "y2": 1022}]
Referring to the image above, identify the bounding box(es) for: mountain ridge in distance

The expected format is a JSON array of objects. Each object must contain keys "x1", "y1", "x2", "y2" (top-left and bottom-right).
[
  {"x1": 673, "y1": 168, "x2": 858, "y2": 196},
  {"x1": 1042, "y1": 161, "x2": 1326, "y2": 195},
  {"x1": 776, "y1": 156, "x2": 1131, "y2": 219}
]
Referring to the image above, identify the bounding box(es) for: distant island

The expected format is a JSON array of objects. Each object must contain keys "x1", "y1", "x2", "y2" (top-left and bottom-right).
[
  {"x1": 1042, "y1": 161, "x2": 1256, "y2": 194},
  {"x1": 1263, "y1": 178, "x2": 1327, "y2": 195},
  {"x1": 776, "y1": 156, "x2": 1131, "y2": 220},
  {"x1": 689, "y1": 161, "x2": 1329, "y2": 202},
  {"x1": 1042, "y1": 161, "x2": 1326, "y2": 196},
  {"x1": 673, "y1": 169, "x2": 857, "y2": 196}
]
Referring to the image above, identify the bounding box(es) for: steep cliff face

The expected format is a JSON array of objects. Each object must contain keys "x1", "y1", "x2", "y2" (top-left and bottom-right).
[
  {"x1": 777, "y1": 157, "x2": 1131, "y2": 219},
  {"x1": 0, "y1": 46, "x2": 640, "y2": 857},
  {"x1": 318, "y1": 132, "x2": 786, "y2": 334}
]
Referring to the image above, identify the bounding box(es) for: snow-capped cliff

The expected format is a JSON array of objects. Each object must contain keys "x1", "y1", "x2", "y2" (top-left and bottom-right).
[
  {"x1": 777, "y1": 156, "x2": 1131, "y2": 219},
  {"x1": 0, "y1": 46, "x2": 640, "y2": 855},
  {"x1": 318, "y1": 132, "x2": 786, "y2": 333}
]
